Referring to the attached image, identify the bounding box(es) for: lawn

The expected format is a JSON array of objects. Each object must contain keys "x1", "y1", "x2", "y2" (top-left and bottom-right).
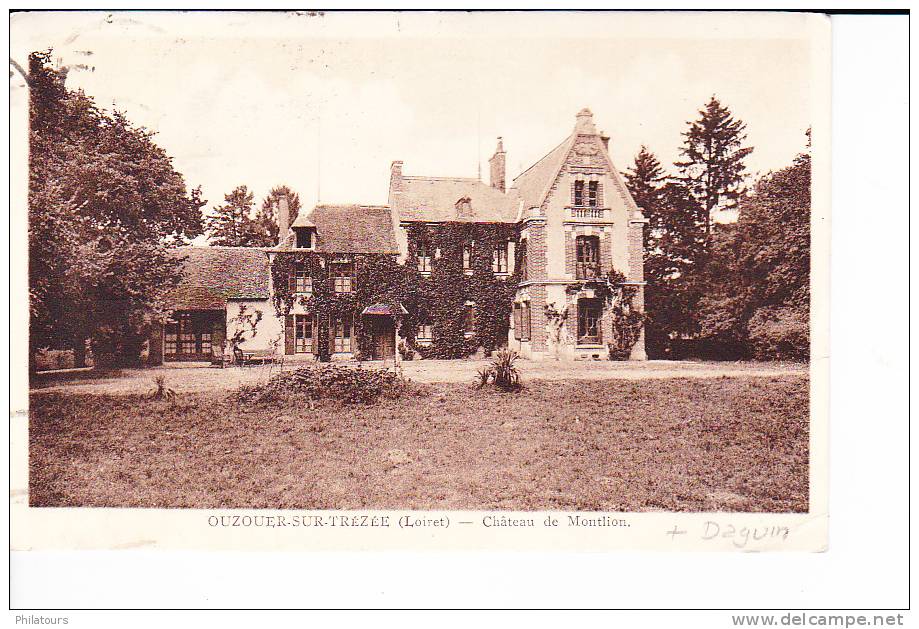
[{"x1": 29, "y1": 375, "x2": 809, "y2": 512}]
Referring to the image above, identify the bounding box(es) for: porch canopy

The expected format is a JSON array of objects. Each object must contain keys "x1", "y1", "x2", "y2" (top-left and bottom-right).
[{"x1": 361, "y1": 303, "x2": 408, "y2": 316}]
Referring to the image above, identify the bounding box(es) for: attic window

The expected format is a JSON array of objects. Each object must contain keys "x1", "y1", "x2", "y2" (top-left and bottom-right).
[{"x1": 294, "y1": 227, "x2": 313, "y2": 249}]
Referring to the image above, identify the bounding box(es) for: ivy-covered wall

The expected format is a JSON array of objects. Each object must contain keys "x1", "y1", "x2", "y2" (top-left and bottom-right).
[{"x1": 269, "y1": 221, "x2": 522, "y2": 360}]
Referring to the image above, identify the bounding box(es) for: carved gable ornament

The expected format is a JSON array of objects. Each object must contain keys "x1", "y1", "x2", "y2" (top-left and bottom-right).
[{"x1": 571, "y1": 140, "x2": 604, "y2": 168}]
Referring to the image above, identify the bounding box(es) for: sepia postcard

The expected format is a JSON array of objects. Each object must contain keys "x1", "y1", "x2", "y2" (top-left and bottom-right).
[{"x1": 10, "y1": 10, "x2": 831, "y2": 552}]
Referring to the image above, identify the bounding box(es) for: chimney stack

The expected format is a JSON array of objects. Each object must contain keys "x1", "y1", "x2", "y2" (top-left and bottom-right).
[
  {"x1": 277, "y1": 195, "x2": 290, "y2": 246},
  {"x1": 488, "y1": 137, "x2": 506, "y2": 193},
  {"x1": 600, "y1": 131, "x2": 610, "y2": 151},
  {"x1": 575, "y1": 108, "x2": 597, "y2": 135}
]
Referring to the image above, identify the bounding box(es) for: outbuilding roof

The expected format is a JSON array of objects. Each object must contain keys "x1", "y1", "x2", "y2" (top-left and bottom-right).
[{"x1": 164, "y1": 246, "x2": 270, "y2": 310}]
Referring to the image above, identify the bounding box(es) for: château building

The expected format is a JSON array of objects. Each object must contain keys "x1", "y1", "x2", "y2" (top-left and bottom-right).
[{"x1": 149, "y1": 108, "x2": 647, "y2": 364}]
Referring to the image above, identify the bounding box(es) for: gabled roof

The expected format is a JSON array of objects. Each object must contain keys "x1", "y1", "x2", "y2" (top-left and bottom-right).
[
  {"x1": 395, "y1": 176, "x2": 518, "y2": 223},
  {"x1": 300, "y1": 204, "x2": 399, "y2": 254},
  {"x1": 165, "y1": 246, "x2": 271, "y2": 309},
  {"x1": 510, "y1": 134, "x2": 575, "y2": 211}
]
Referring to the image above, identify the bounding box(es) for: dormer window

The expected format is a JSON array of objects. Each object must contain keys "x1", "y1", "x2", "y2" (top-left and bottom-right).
[
  {"x1": 294, "y1": 227, "x2": 314, "y2": 249},
  {"x1": 455, "y1": 196, "x2": 473, "y2": 218},
  {"x1": 574, "y1": 180, "x2": 584, "y2": 206}
]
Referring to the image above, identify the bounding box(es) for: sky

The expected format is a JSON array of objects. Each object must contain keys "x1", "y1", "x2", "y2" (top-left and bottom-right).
[{"x1": 11, "y1": 11, "x2": 825, "y2": 230}]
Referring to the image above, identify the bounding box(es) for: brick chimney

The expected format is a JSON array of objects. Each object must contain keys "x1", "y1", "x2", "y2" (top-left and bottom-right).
[
  {"x1": 488, "y1": 137, "x2": 506, "y2": 193},
  {"x1": 277, "y1": 195, "x2": 290, "y2": 246},
  {"x1": 388, "y1": 160, "x2": 404, "y2": 205},
  {"x1": 600, "y1": 131, "x2": 610, "y2": 151}
]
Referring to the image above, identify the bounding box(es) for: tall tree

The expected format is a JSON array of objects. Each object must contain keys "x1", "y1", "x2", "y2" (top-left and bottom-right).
[
  {"x1": 641, "y1": 181, "x2": 708, "y2": 356},
  {"x1": 625, "y1": 147, "x2": 709, "y2": 356},
  {"x1": 250, "y1": 185, "x2": 303, "y2": 247},
  {"x1": 696, "y1": 135, "x2": 811, "y2": 359},
  {"x1": 675, "y1": 96, "x2": 754, "y2": 237},
  {"x1": 27, "y1": 50, "x2": 205, "y2": 367},
  {"x1": 206, "y1": 185, "x2": 259, "y2": 246}
]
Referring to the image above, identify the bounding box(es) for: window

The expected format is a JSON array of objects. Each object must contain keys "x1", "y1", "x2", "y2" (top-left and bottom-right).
[
  {"x1": 295, "y1": 228, "x2": 313, "y2": 249},
  {"x1": 294, "y1": 315, "x2": 313, "y2": 353},
  {"x1": 417, "y1": 242, "x2": 432, "y2": 273},
  {"x1": 331, "y1": 315, "x2": 353, "y2": 353},
  {"x1": 464, "y1": 304, "x2": 476, "y2": 336},
  {"x1": 492, "y1": 241, "x2": 509, "y2": 274},
  {"x1": 289, "y1": 264, "x2": 312, "y2": 294},
  {"x1": 513, "y1": 302, "x2": 531, "y2": 341},
  {"x1": 331, "y1": 257, "x2": 354, "y2": 293},
  {"x1": 518, "y1": 239, "x2": 528, "y2": 281},
  {"x1": 577, "y1": 298, "x2": 603, "y2": 344},
  {"x1": 520, "y1": 302, "x2": 531, "y2": 341},
  {"x1": 417, "y1": 322, "x2": 434, "y2": 345},
  {"x1": 588, "y1": 180, "x2": 599, "y2": 207},
  {"x1": 576, "y1": 235, "x2": 601, "y2": 279},
  {"x1": 164, "y1": 313, "x2": 211, "y2": 357},
  {"x1": 462, "y1": 240, "x2": 475, "y2": 272},
  {"x1": 573, "y1": 179, "x2": 585, "y2": 206}
]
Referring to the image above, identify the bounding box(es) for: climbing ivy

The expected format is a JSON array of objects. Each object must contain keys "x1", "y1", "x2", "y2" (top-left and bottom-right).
[
  {"x1": 270, "y1": 221, "x2": 521, "y2": 361},
  {"x1": 565, "y1": 268, "x2": 645, "y2": 360}
]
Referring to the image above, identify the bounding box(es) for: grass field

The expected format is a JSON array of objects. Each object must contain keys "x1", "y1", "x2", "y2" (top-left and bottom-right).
[{"x1": 29, "y1": 375, "x2": 809, "y2": 512}]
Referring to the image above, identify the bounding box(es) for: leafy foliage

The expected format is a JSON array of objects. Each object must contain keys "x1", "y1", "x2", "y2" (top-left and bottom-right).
[
  {"x1": 696, "y1": 147, "x2": 811, "y2": 360},
  {"x1": 27, "y1": 50, "x2": 205, "y2": 367}
]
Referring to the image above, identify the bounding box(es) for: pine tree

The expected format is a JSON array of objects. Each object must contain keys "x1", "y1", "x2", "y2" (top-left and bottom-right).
[
  {"x1": 206, "y1": 185, "x2": 257, "y2": 246},
  {"x1": 253, "y1": 185, "x2": 303, "y2": 247},
  {"x1": 675, "y1": 96, "x2": 754, "y2": 237},
  {"x1": 623, "y1": 146, "x2": 667, "y2": 253}
]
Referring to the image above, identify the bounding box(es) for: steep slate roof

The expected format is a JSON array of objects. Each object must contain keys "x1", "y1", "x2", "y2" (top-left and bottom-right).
[
  {"x1": 510, "y1": 134, "x2": 575, "y2": 211},
  {"x1": 306, "y1": 204, "x2": 400, "y2": 254},
  {"x1": 165, "y1": 247, "x2": 270, "y2": 310},
  {"x1": 395, "y1": 176, "x2": 518, "y2": 223}
]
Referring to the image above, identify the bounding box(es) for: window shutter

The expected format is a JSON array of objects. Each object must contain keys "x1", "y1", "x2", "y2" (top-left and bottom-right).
[{"x1": 284, "y1": 315, "x2": 295, "y2": 355}]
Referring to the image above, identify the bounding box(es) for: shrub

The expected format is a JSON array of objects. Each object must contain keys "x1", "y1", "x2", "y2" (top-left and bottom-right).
[
  {"x1": 746, "y1": 306, "x2": 809, "y2": 361},
  {"x1": 149, "y1": 374, "x2": 176, "y2": 402},
  {"x1": 475, "y1": 349, "x2": 521, "y2": 392},
  {"x1": 238, "y1": 364, "x2": 409, "y2": 405},
  {"x1": 398, "y1": 341, "x2": 415, "y2": 361}
]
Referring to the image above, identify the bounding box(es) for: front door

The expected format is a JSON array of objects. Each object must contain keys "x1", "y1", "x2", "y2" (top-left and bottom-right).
[{"x1": 366, "y1": 316, "x2": 396, "y2": 360}]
